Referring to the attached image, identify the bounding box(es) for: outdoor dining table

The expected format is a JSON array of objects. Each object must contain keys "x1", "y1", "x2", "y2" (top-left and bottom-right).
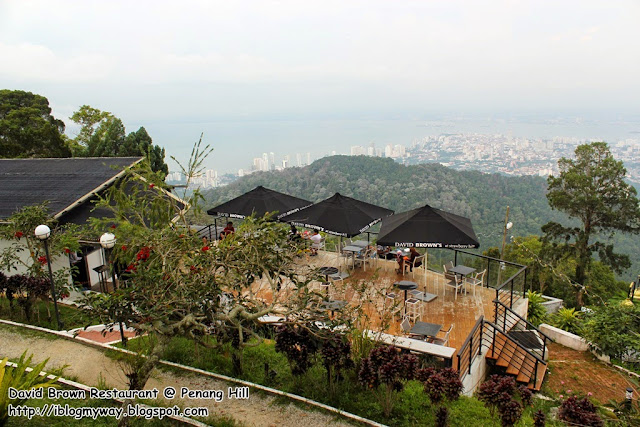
[
  {"x1": 449, "y1": 265, "x2": 476, "y2": 277},
  {"x1": 351, "y1": 240, "x2": 370, "y2": 248},
  {"x1": 409, "y1": 290, "x2": 438, "y2": 302},
  {"x1": 409, "y1": 321, "x2": 443, "y2": 340},
  {"x1": 320, "y1": 299, "x2": 348, "y2": 316},
  {"x1": 342, "y1": 245, "x2": 364, "y2": 269},
  {"x1": 449, "y1": 265, "x2": 476, "y2": 294}
]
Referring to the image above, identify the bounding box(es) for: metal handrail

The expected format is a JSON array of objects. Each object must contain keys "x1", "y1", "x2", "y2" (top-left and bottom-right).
[
  {"x1": 484, "y1": 320, "x2": 547, "y2": 366},
  {"x1": 453, "y1": 249, "x2": 526, "y2": 269},
  {"x1": 494, "y1": 300, "x2": 554, "y2": 342},
  {"x1": 494, "y1": 266, "x2": 527, "y2": 293},
  {"x1": 457, "y1": 315, "x2": 484, "y2": 377}
]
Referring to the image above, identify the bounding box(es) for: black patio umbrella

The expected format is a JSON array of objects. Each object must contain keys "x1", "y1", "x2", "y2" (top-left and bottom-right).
[
  {"x1": 280, "y1": 192, "x2": 393, "y2": 237},
  {"x1": 376, "y1": 204, "x2": 479, "y2": 289},
  {"x1": 207, "y1": 186, "x2": 312, "y2": 220},
  {"x1": 376, "y1": 204, "x2": 479, "y2": 248}
]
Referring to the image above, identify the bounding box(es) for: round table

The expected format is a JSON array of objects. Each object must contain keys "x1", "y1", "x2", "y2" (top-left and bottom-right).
[{"x1": 394, "y1": 280, "x2": 418, "y2": 314}]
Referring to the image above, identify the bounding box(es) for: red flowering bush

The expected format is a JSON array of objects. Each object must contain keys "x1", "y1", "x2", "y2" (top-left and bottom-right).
[
  {"x1": 37, "y1": 256, "x2": 48, "y2": 265},
  {"x1": 136, "y1": 246, "x2": 151, "y2": 261},
  {"x1": 14, "y1": 231, "x2": 24, "y2": 238},
  {"x1": 201, "y1": 246, "x2": 210, "y2": 252}
]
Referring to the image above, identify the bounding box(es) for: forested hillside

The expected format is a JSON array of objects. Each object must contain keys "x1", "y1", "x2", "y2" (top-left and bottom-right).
[
  {"x1": 203, "y1": 156, "x2": 560, "y2": 246},
  {"x1": 202, "y1": 155, "x2": 640, "y2": 280}
]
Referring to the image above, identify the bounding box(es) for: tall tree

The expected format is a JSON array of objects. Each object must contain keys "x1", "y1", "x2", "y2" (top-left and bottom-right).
[
  {"x1": 542, "y1": 142, "x2": 640, "y2": 306},
  {"x1": 68, "y1": 104, "x2": 113, "y2": 156},
  {"x1": 74, "y1": 105, "x2": 168, "y2": 177},
  {"x1": 124, "y1": 127, "x2": 168, "y2": 176},
  {"x1": 0, "y1": 90, "x2": 70, "y2": 158}
]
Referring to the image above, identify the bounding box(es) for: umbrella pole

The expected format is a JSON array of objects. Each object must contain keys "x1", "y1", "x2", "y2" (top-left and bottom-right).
[
  {"x1": 424, "y1": 249, "x2": 428, "y2": 293},
  {"x1": 336, "y1": 236, "x2": 342, "y2": 268}
]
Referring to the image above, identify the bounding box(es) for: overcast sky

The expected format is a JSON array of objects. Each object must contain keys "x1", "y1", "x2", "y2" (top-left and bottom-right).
[{"x1": 1, "y1": 0, "x2": 639, "y2": 171}]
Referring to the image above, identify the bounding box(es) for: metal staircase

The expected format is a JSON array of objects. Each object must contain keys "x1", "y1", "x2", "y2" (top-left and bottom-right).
[
  {"x1": 485, "y1": 300, "x2": 551, "y2": 390},
  {"x1": 458, "y1": 299, "x2": 552, "y2": 391}
]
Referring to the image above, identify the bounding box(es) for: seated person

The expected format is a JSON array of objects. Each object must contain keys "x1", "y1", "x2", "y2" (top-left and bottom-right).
[
  {"x1": 377, "y1": 245, "x2": 396, "y2": 260},
  {"x1": 223, "y1": 221, "x2": 235, "y2": 235},
  {"x1": 396, "y1": 247, "x2": 422, "y2": 273},
  {"x1": 407, "y1": 247, "x2": 422, "y2": 271},
  {"x1": 309, "y1": 230, "x2": 323, "y2": 255},
  {"x1": 289, "y1": 224, "x2": 302, "y2": 241}
]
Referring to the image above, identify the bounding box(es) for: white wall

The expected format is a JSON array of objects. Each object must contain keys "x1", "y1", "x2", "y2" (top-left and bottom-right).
[{"x1": 0, "y1": 238, "x2": 72, "y2": 284}]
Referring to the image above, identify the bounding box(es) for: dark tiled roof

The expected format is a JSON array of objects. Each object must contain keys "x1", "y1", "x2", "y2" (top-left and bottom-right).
[{"x1": 0, "y1": 157, "x2": 142, "y2": 221}]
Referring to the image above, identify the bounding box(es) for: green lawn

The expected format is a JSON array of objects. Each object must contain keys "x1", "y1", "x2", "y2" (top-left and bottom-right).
[{"x1": 0, "y1": 297, "x2": 96, "y2": 330}]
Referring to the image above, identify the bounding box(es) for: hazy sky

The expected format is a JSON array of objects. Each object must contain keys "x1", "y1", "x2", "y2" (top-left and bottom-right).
[{"x1": 1, "y1": 0, "x2": 639, "y2": 172}]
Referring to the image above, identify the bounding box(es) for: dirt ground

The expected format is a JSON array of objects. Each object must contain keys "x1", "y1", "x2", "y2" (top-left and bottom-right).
[
  {"x1": 0, "y1": 324, "x2": 354, "y2": 427},
  {"x1": 546, "y1": 342, "x2": 639, "y2": 404}
]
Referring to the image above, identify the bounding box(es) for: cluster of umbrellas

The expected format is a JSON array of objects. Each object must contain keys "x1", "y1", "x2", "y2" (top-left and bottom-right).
[{"x1": 207, "y1": 186, "x2": 480, "y2": 249}]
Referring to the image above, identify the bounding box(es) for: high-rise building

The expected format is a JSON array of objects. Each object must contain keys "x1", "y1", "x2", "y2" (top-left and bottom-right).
[
  {"x1": 296, "y1": 153, "x2": 302, "y2": 167},
  {"x1": 262, "y1": 153, "x2": 269, "y2": 171},
  {"x1": 269, "y1": 152, "x2": 275, "y2": 170},
  {"x1": 306, "y1": 152, "x2": 311, "y2": 166}
]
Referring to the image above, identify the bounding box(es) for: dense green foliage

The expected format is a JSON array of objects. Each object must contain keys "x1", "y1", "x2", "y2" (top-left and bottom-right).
[
  {"x1": 124, "y1": 334, "x2": 555, "y2": 426},
  {"x1": 70, "y1": 105, "x2": 168, "y2": 177},
  {"x1": 543, "y1": 142, "x2": 640, "y2": 306},
  {"x1": 0, "y1": 90, "x2": 70, "y2": 158},
  {"x1": 581, "y1": 300, "x2": 640, "y2": 365}
]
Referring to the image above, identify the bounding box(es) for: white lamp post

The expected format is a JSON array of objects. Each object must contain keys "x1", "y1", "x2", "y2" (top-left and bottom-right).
[
  {"x1": 100, "y1": 231, "x2": 127, "y2": 347},
  {"x1": 34, "y1": 224, "x2": 62, "y2": 330},
  {"x1": 99, "y1": 232, "x2": 117, "y2": 290}
]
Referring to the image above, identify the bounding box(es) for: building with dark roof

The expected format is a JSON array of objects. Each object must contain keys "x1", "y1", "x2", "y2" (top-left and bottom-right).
[
  {"x1": 0, "y1": 157, "x2": 143, "y2": 223},
  {"x1": 0, "y1": 157, "x2": 155, "y2": 291}
]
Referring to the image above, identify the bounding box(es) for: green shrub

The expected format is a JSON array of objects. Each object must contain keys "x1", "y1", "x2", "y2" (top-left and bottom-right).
[
  {"x1": 0, "y1": 352, "x2": 62, "y2": 426},
  {"x1": 550, "y1": 307, "x2": 583, "y2": 335},
  {"x1": 526, "y1": 291, "x2": 547, "y2": 327}
]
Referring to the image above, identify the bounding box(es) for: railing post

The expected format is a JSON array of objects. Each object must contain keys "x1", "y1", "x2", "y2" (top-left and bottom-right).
[
  {"x1": 478, "y1": 319, "x2": 483, "y2": 354},
  {"x1": 457, "y1": 354, "x2": 460, "y2": 374},
  {"x1": 503, "y1": 304, "x2": 507, "y2": 331},
  {"x1": 491, "y1": 325, "x2": 496, "y2": 358},
  {"x1": 487, "y1": 260, "x2": 491, "y2": 288},
  {"x1": 469, "y1": 335, "x2": 473, "y2": 374},
  {"x1": 534, "y1": 359, "x2": 538, "y2": 385},
  {"x1": 454, "y1": 250, "x2": 458, "y2": 266},
  {"x1": 524, "y1": 268, "x2": 528, "y2": 294},
  {"x1": 510, "y1": 279, "x2": 514, "y2": 308},
  {"x1": 542, "y1": 337, "x2": 547, "y2": 361}
]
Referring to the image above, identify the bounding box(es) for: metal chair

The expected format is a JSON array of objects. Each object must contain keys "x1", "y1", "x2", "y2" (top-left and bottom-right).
[
  {"x1": 430, "y1": 325, "x2": 453, "y2": 346},
  {"x1": 410, "y1": 254, "x2": 426, "y2": 279},
  {"x1": 444, "y1": 275, "x2": 464, "y2": 301},
  {"x1": 467, "y1": 269, "x2": 486, "y2": 296}
]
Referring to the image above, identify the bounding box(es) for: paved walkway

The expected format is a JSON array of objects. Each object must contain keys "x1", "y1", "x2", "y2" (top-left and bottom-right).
[{"x1": 0, "y1": 323, "x2": 352, "y2": 427}]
